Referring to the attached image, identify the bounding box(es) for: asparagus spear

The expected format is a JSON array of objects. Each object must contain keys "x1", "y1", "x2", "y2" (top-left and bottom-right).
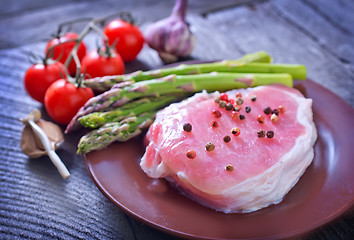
[
  {"x1": 76, "y1": 72, "x2": 293, "y2": 153},
  {"x1": 84, "y1": 62, "x2": 305, "y2": 92},
  {"x1": 90, "y1": 72, "x2": 293, "y2": 107},
  {"x1": 218, "y1": 63, "x2": 306, "y2": 79},
  {"x1": 83, "y1": 51, "x2": 273, "y2": 91},
  {"x1": 77, "y1": 112, "x2": 156, "y2": 154},
  {"x1": 66, "y1": 72, "x2": 292, "y2": 133},
  {"x1": 78, "y1": 95, "x2": 182, "y2": 129}
]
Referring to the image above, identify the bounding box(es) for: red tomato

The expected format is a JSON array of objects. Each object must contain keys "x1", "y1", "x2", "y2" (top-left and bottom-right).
[
  {"x1": 104, "y1": 19, "x2": 144, "y2": 62},
  {"x1": 24, "y1": 61, "x2": 66, "y2": 103},
  {"x1": 44, "y1": 79, "x2": 94, "y2": 124},
  {"x1": 45, "y1": 32, "x2": 87, "y2": 76},
  {"x1": 81, "y1": 50, "x2": 125, "y2": 78}
]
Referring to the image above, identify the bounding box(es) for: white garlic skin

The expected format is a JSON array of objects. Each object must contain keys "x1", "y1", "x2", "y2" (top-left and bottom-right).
[{"x1": 145, "y1": 0, "x2": 195, "y2": 63}]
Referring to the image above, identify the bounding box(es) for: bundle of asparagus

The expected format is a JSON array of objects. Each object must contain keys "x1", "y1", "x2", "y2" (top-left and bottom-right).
[
  {"x1": 83, "y1": 51, "x2": 306, "y2": 92},
  {"x1": 72, "y1": 51, "x2": 306, "y2": 154}
]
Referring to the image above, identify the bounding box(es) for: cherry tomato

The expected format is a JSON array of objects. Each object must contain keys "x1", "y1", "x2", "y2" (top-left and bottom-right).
[
  {"x1": 24, "y1": 61, "x2": 66, "y2": 103},
  {"x1": 44, "y1": 79, "x2": 94, "y2": 124},
  {"x1": 45, "y1": 32, "x2": 87, "y2": 76},
  {"x1": 81, "y1": 49, "x2": 124, "y2": 78},
  {"x1": 104, "y1": 19, "x2": 144, "y2": 62}
]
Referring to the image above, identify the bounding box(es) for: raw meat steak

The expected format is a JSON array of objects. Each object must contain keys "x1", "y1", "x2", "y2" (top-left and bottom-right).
[{"x1": 140, "y1": 85, "x2": 317, "y2": 213}]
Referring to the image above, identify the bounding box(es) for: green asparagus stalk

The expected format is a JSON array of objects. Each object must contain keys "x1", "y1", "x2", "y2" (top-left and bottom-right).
[
  {"x1": 217, "y1": 63, "x2": 306, "y2": 79},
  {"x1": 143, "y1": 62, "x2": 306, "y2": 80},
  {"x1": 84, "y1": 62, "x2": 305, "y2": 92},
  {"x1": 78, "y1": 95, "x2": 182, "y2": 129},
  {"x1": 66, "y1": 72, "x2": 292, "y2": 133},
  {"x1": 77, "y1": 112, "x2": 156, "y2": 154},
  {"x1": 83, "y1": 51, "x2": 273, "y2": 91},
  {"x1": 92, "y1": 72, "x2": 293, "y2": 107}
]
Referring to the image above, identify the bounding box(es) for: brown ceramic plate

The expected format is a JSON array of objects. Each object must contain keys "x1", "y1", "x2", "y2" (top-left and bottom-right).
[{"x1": 85, "y1": 79, "x2": 354, "y2": 239}]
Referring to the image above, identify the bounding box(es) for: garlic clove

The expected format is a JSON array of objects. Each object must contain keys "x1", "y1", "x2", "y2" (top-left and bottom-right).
[
  {"x1": 21, "y1": 119, "x2": 64, "y2": 158},
  {"x1": 20, "y1": 109, "x2": 70, "y2": 179}
]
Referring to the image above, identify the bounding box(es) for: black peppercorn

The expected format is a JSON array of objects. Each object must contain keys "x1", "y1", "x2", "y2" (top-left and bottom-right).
[
  {"x1": 205, "y1": 142, "x2": 215, "y2": 152},
  {"x1": 245, "y1": 106, "x2": 251, "y2": 113},
  {"x1": 239, "y1": 114, "x2": 245, "y2": 120},
  {"x1": 263, "y1": 107, "x2": 272, "y2": 115},
  {"x1": 223, "y1": 135, "x2": 231, "y2": 143},
  {"x1": 266, "y1": 131, "x2": 274, "y2": 138},
  {"x1": 257, "y1": 129, "x2": 266, "y2": 138},
  {"x1": 225, "y1": 164, "x2": 234, "y2": 171},
  {"x1": 225, "y1": 102, "x2": 234, "y2": 111},
  {"x1": 236, "y1": 98, "x2": 244, "y2": 105},
  {"x1": 272, "y1": 109, "x2": 279, "y2": 116},
  {"x1": 183, "y1": 123, "x2": 192, "y2": 132},
  {"x1": 219, "y1": 100, "x2": 226, "y2": 108}
]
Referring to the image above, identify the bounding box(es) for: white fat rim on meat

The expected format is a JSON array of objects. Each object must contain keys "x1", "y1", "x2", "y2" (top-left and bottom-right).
[
  {"x1": 141, "y1": 88, "x2": 317, "y2": 213},
  {"x1": 175, "y1": 90, "x2": 317, "y2": 213}
]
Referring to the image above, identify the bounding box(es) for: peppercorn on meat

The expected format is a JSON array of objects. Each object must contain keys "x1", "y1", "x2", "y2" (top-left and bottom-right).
[{"x1": 140, "y1": 85, "x2": 317, "y2": 213}]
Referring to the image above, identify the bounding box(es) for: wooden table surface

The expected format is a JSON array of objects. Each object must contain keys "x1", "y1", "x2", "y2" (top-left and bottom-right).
[{"x1": 0, "y1": 0, "x2": 353, "y2": 239}]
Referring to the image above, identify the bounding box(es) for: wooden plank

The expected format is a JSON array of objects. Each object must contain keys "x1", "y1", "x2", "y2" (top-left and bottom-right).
[
  {"x1": 0, "y1": 0, "x2": 267, "y2": 50},
  {"x1": 302, "y1": 0, "x2": 354, "y2": 36},
  {"x1": 188, "y1": 0, "x2": 266, "y2": 16},
  {"x1": 0, "y1": 0, "x2": 169, "y2": 50},
  {"x1": 0, "y1": 0, "x2": 263, "y2": 19},
  {"x1": 272, "y1": 0, "x2": 354, "y2": 64},
  {"x1": 0, "y1": 0, "x2": 97, "y2": 17}
]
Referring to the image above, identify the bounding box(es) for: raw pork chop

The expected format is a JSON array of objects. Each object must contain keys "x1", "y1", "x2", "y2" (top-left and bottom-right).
[{"x1": 140, "y1": 85, "x2": 317, "y2": 213}]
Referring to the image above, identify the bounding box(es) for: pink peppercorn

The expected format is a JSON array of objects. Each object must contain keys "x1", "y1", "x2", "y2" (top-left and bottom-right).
[
  {"x1": 231, "y1": 127, "x2": 241, "y2": 136},
  {"x1": 231, "y1": 111, "x2": 240, "y2": 119},
  {"x1": 211, "y1": 121, "x2": 219, "y2": 128},
  {"x1": 212, "y1": 109, "x2": 222, "y2": 118},
  {"x1": 186, "y1": 150, "x2": 196, "y2": 159},
  {"x1": 257, "y1": 115, "x2": 265, "y2": 124},
  {"x1": 220, "y1": 93, "x2": 228, "y2": 102}
]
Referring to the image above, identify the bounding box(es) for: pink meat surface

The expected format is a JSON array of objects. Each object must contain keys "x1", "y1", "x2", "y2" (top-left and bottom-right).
[{"x1": 140, "y1": 85, "x2": 317, "y2": 213}]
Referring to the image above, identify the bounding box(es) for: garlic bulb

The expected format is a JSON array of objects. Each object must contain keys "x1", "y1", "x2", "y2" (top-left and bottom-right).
[{"x1": 145, "y1": 0, "x2": 195, "y2": 63}]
